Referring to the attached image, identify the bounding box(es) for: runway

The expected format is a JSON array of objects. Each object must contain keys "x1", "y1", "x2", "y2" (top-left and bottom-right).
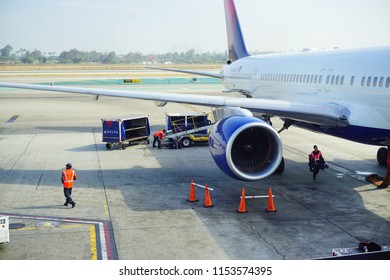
[{"x1": 0, "y1": 70, "x2": 389, "y2": 260}]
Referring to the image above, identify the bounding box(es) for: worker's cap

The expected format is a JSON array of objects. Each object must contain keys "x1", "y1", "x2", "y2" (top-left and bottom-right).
[{"x1": 65, "y1": 163, "x2": 72, "y2": 168}]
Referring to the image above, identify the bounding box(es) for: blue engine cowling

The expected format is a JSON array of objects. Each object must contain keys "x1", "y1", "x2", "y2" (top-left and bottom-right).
[{"x1": 209, "y1": 116, "x2": 283, "y2": 181}]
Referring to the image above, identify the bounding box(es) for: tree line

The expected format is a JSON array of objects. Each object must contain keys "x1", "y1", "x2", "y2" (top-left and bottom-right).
[{"x1": 0, "y1": 44, "x2": 229, "y2": 64}]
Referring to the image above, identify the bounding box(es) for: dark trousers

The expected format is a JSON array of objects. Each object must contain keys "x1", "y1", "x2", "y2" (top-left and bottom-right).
[
  {"x1": 64, "y1": 187, "x2": 74, "y2": 205},
  {"x1": 153, "y1": 136, "x2": 161, "y2": 148}
]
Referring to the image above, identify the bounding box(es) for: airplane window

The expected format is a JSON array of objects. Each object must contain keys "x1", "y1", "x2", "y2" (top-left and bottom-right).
[
  {"x1": 379, "y1": 77, "x2": 384, "y2": 87},
  {"x1": 367, "y1": 76, "x2": 372, "y2": 87},
  {"x1": 361, "y1": 76, "x2": 366, "y2": 86},
  {"x1": 319, "y1": 75, "x2": 323, "y2": 84},
  {"x1": 331, "y1": 75, "x2": 335, "y2": 85},
  {"x1": 373, "y1": 77, "x2": 378, "y2": 87},
  {"x1": 314, "y1": 75, "x2": 318, "y2": 83},
  {"x1": 340, "y1": 75, "x2": 344, "y2": 85},
  {"x1": 350, "y1": 76, "x2": 355, "y2": 86},
  {"x1": 335, "y1": 75, "x2": 339, "y2": 85},
  {"x1": 326, "y1": 75, "x2": 330, "y2": 84},
  {"x1": 306, "y1": 75, "x2": 310, "y2": 83},
  {"x1": 386, "y1": 77, "x2": 390, "y2": 88},
  {"x1": 310, "y1": 75, "x2": 314, "y2": 83}
]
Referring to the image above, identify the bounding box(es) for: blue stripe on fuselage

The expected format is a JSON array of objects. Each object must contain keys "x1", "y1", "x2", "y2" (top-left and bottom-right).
[{"x1": 292, "y1": 122, "x2": 390, "y2": 146}]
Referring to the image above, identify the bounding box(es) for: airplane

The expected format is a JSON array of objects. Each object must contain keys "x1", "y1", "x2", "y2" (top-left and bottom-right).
[{"x1": 0, "y1": 0, "x2": 389, "y2": 181}]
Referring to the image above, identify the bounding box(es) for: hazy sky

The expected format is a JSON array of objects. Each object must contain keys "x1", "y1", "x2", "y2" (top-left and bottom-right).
[{"x1": 1, "y1": 0, "x2": 390, "y2": 55}]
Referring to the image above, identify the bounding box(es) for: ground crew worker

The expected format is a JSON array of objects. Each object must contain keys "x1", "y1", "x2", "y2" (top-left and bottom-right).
[
  {"x1": 153, "y1": 129, "x2": 166, "y2": 149},
  {"x1": 308, "y1": 145, "x2": 327, "y2": 180},
  {"x1": 61, "y1": 163, "x2": 77, "y2": 208},
  {"x1": 378, "y1": 146, "x2": 390, "y2": 188}
]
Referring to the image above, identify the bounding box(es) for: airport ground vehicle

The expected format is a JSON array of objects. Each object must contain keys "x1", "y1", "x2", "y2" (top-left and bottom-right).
[
  {"x1": 102, "y1": 115, "x2": 150, "y2": 149},
  {"x1": 165, "y1": 113, "x2": 212, "y2": 148}
]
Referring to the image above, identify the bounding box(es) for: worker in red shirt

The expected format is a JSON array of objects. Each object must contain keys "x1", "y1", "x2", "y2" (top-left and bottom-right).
[
  {"x1": 61, "y1": 163, "x2": 77, "y2": 208},
  {"x1": 378, "y1": 146, "x2": 390, "y2": 188},
  {"x1": 153, "y1": 129, "x2": 166, "y2": 149}
]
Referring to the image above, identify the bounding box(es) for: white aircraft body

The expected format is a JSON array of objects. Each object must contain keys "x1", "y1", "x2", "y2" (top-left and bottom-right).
[{"x1": 1, "y1": 0, "x2": 389, "y2": 181}]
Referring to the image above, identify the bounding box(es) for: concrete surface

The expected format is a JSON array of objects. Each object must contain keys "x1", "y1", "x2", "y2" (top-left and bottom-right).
[{"x1": 0, "y1": 71, "x2": 389, "y2": 260}]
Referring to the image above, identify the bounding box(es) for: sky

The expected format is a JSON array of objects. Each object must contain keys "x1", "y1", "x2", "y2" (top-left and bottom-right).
[{"x1": 1, "y1": 0, "x2": 390, "y2": 55}]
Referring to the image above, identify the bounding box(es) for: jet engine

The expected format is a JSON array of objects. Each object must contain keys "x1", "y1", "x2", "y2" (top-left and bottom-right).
[{"x1": 209, "y1": 116, "x2": 283, "y2": 181}]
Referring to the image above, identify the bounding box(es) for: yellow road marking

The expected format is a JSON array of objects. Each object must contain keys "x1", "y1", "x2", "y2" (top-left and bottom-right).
[
  {"x1": 103, "y1": 200, "x2": 109, "y2": 217},
  {"x1": 90, "y1": 225, "x2": 97, "y2": 260}
]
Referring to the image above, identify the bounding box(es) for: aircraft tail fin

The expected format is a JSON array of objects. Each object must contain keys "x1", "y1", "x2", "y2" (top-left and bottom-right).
[{"x1": 224, "y1": 0, "x2": 250, "y2": 62}]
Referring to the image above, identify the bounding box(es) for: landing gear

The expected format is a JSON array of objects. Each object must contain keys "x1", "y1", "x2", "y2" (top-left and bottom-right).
[
  {"x1": 377, "y1": 147, "x2": 388, "y2": 166},
  {"x1": 273, "y1": 157, "x2": 285, "y2": 174}
]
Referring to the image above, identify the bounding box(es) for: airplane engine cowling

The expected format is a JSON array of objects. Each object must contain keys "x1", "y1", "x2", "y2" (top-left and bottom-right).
[{"x1": 209, "y1": 116, "x2": 283, "y2": 181}]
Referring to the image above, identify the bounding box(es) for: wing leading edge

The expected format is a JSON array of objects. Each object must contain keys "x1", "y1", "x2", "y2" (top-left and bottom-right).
[{"x1": 0, "y1": 82, "x2": 350, "y2": 127}]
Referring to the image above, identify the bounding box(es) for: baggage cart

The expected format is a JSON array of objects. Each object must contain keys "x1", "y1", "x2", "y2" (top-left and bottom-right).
[
  {"x1": 102, "y1": 115, "x2": 150, "y2": 149},
  {"x1": 165, "y1": 113, "x2": 212, "y2": 148},
  {"x1": 0, "y1": 216, "x2": 9, "y2": 244}
]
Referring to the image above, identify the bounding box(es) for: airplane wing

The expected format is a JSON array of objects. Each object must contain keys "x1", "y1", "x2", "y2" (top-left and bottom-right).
[
  {"x1": 0, "y1": 82, "x2": 350, "y2": 127},
  {"x1": 144, "y1": 66, "x2": 223, "y2": 79}
]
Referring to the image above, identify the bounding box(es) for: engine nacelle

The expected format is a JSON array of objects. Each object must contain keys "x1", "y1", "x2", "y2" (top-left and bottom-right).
[{"x1": 209, "y1": 116, "x2": 283, "y2": 181}]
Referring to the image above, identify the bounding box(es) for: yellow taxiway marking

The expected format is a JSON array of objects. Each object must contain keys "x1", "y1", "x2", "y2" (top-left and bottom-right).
[
  {"x1": 90, "y1": 225, "x2": 97, "y2": 260},
  {"x1": 103, "y1": 200, "x2": 109, "y2": 217},
  {"x1": 15, "y1": 222, "x2": 98, "y2": 260}
]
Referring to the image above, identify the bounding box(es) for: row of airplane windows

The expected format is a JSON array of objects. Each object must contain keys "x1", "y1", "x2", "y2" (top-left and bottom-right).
[{"x1": 228, "y1": 73, "x2": 390, "y2": 88}]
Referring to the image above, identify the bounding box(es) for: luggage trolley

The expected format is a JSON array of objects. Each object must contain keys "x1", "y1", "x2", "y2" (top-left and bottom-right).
[
  {"x1": 102, "y1": 115, "x2": 150, "y2": 150},
  {"x1": 165, "y1": 113, "x2": 212, "y2": 148},
  {"x1": 0, "y1": 216, "x2": 9, "y2": 244}
]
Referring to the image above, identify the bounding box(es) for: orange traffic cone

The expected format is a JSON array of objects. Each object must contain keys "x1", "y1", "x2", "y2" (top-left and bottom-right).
[
  {"x1": 187, "y1": 179, "x2": 198, "y2": 202},
  {"x1": 236, "y1": 188, "x2": 247, "y2": 213},
  {"x1": 266, "y1": 188, "x2": 276, "y2": 212},
  {"x1": 203, "y1": 184, "x2": 213, "y2": 207}
]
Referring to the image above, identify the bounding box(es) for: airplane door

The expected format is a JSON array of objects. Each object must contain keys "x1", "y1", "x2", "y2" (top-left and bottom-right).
[
  {"x1": 324, "y1": 68, "x2": 333, "y2": 92},
  {"x1": 317, "y1": 68, "x2": 325, "y2": 92}
]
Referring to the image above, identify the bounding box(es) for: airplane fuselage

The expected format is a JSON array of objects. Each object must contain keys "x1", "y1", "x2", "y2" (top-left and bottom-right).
[{"x1": 222, "y1": 46, "x2": 390, "y2": 145}]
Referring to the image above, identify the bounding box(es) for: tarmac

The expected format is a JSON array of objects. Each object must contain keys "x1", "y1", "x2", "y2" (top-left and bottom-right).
[{"x1": 0, "y1": 70, "x2": 389, "y2": 260}]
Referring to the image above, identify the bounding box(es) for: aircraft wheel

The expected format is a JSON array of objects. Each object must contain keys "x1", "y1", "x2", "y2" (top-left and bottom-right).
[
  {"x1": 274, "y1": 157, "x2": 285, "y2": 174},
  {"x1": 377, "y1": 147, "x2": 388, "y2": 166}
]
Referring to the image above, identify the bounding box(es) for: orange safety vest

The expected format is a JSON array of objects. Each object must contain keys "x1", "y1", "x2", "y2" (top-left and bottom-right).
[
  {"x1": 154, "y1": 130, "x2": 164, "y2": 139},
  {"x1": 62, "y1": 169, "x2": 76, "y2": 188}
]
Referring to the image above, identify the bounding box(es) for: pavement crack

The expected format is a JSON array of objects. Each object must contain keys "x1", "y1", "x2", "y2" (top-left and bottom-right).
[
  {"x1": 36, "y1": 174, "x2": 43, "y2": 190},
  {"x1": 248, "y1": 223, "x2": 286, "y2": 260},
  {"x1": 7, "y1": 134, "x2": 37, "y2": 175}
]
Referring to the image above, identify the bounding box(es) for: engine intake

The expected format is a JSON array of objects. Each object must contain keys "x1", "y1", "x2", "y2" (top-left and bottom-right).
[{"x1": 209, "y1": 116, "x2": 282, "y2": 181}]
